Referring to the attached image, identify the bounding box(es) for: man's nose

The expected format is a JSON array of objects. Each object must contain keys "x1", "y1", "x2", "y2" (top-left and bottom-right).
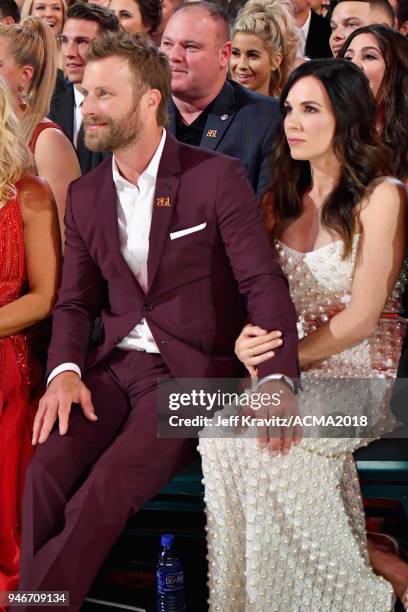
[
  {"x1": 64, "y1": 40, "x2": 77, "y2": 57},
  {"x1": 167, "y1": 44, "x2": 184, "y2": 63},
  {"x1": 81, "y1": 96, "x2": 95, "y2": 118}
]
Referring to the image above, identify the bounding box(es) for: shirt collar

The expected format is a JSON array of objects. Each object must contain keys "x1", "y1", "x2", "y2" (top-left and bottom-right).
[
  {"x1": 112, "y1": 128, "x2": 167, "y2": 191},
  {"x1": 73, "y1": 85, "x2": 84, "y2": 108}
]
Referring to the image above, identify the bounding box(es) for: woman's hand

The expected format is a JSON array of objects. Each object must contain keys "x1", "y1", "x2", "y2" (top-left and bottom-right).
[{"x1": 235, "y1": 324, "x2": 283, "y2": 377}]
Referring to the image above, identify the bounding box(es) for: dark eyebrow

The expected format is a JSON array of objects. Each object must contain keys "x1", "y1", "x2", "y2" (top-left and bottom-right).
[
  {"x1": 60, "y1": 35, "x2": 91, "y2": 42},
  {"x1": 300, "y1": 100, "x2": 323, "y2": 107},
  {"x1": 360, "y1": 45, "x2": 381, "y2": 52}
]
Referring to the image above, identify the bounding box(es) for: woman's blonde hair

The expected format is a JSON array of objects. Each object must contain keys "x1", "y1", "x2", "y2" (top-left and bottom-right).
[
  {"x1": 232, "y1": 0, "x2": 299, "y2": 95},
  {"x1": 0, "y1": 17, "x2": 57, "y2": 144},
  {"x1": 0, "y1": 79, "x2": 30, "y2": 208},
  {"x1": 20, "y1": 0, "x2": 67, "y2": 25}
]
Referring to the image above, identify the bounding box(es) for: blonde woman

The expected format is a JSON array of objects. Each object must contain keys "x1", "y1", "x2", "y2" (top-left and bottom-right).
[
  {"x1": 230, "y1": 0, "x2": 299, "y2": 97},
  {"x1": 20, "y1": 0, "x2": 66, "y2": 38},
  {"x1": 0, "y1": 79, "x2": 60, "y2": 604},
  {"x1": 0, "y1": 17, "x2": 80, "y2": 241}
]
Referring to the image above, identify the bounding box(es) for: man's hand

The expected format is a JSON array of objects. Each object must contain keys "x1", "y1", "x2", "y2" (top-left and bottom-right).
[
  {"x1": 253, "y1": 379, "x2": 302, "y2": 455},
  {"x1": 235, "y1": 324, "x2": 283, "y2": 377},
  {"x1": 32, "y1": 371, "x2": 97, "y2": 446}
]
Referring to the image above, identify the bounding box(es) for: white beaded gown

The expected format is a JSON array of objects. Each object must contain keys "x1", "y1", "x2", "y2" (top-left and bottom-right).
[{"x1": 198, "y1": 232, "x2": 406, "y2": 612}]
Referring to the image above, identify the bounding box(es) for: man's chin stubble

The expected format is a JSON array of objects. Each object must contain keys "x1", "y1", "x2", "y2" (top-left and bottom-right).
[{"x1": 84, "y1": 134, "x2": 107, "y2": 153}]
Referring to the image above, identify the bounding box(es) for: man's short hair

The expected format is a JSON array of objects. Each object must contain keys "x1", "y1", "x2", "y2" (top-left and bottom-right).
[
  {"x1": 172, "y1": 1, "x2": 230, "y2": 44},
  {"x1": 87, "y1": 31, "x2": 171, "y2": 126},
  {"x1": 336, "y1": 0, "x2": 394, "y2": 24},
  {"x1": 66, "y1": 2, "x2": 120, "y2": 33},
  {"x1": 0, "y1": 0, "x2": 20, "y2": 22}
]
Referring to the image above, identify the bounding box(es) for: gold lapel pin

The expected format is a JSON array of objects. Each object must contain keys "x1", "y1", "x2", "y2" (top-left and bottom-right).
[
  {"x1": 207, "y1": 129, "x2": 217, "y2": 138},
  {"x1": 156, "y1": 196, "x2": 171, "y2": 207}
]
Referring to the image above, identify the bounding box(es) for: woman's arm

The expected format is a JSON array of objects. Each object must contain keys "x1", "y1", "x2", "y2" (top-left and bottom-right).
[
  {"x1": 299, "y1": 180, "x2": 407, "y2": 367},
  {"x1": 0, "y1": 175, "x2": 61, "y2": 337},
  {"x1": 34, "y1": 127, "x2": 81, "y2": 246},
  {"x1": 236, "y1": 180, "x2": 407, "y2": 372}
]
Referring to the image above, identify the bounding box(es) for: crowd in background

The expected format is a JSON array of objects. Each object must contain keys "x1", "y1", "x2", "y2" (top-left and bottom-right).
[{"x1": 0, "y1": 0, "x2": 408, "y2": 609}]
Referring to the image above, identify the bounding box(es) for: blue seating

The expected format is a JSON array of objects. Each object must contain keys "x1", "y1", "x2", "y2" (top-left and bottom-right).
[{"x1": 145, "y1": 435, "x2": 408, "y2": 527}]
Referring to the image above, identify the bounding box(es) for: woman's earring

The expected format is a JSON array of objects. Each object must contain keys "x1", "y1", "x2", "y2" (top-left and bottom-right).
[{"x1": 17, "y1": 84, "x2": 28, "y2": 111}]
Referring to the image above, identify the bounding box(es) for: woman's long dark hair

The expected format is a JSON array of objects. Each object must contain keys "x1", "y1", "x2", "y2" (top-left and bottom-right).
[
  {"x1": 338, "y1": 24, "x2": 408, "y2": 181},
  {"x1": 263, "y1": 58, "x2": 393, "y2": 257}
]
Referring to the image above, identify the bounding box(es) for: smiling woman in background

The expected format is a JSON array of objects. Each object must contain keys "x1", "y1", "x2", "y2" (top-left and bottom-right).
[
  {"x1": 230, "y1": 0, "x2": 299, "y2": 96},
  {"x1": 21, "y1": 0, "x2": 66, "y2": 37},
  {"x1": 339, "y1": 24, "x2": 408, "y2": 182},
  {"x1": 109, "y1": 0, "x2": 161, "y2": 36}
]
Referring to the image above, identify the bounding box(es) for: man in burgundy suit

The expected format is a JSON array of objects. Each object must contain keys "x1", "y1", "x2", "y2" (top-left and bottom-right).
[{"x1": 16, "y1": 32, "x2": 299, "y2": 611}]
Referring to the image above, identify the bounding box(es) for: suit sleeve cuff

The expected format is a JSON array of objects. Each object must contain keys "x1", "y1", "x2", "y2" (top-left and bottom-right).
[
  {"x1": 257, "y1": 373, "x2": 296, "y2": 393},
  {"x1": 47, "y1": 363, "x2": 82, "y2": 387}
]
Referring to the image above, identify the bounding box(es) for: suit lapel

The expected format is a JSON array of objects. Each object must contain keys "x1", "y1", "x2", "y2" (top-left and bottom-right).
[
  {"x1": 52, "y1": 87, "x2": 75, "y2": 141},
  {"x1": 98, "y1": 134, "x2": 181, "y2": 296},
  {"x1": 200, "y1": 81, "x2": 236, "y2": 151},
  {"x1": 146, "y1": 134, "x2": 181, "y2": 292},
  {"x1": 76, "y1": 124, "x2": 91, "y2": 171},
  {"x1": 97, "y1": 164, "x2": 144, "y2": 296}
]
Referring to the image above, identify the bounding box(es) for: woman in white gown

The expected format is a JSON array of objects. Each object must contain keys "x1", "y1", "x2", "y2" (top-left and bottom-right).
[{"x1": 198, "y1": 58, "x2": 408, "y2": 611}]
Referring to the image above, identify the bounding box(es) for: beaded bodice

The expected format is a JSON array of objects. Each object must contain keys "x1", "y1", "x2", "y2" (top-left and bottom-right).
[
  {"x1": 0, "y1": 197, "x2": 26, "y2": 308},
  {"x1": 274, "y1": 234, "x2": 406, "y2": 377}
]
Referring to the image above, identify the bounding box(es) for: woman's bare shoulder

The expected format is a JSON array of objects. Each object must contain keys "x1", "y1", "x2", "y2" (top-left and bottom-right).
[{"x1": 18, "y1": 174, "x2": 55, "y2": 215}]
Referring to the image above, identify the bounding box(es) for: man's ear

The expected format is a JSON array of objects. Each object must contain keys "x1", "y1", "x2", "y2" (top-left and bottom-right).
[
  {"x1": 220, "y1": 41, "x2": 232, "y2": 68},
  {"x1": 145, "y1": 88, "x2": 161, "y2": 114},
  {"x1": 0, "y1": 16, "x2": 16, "y2": 25}
]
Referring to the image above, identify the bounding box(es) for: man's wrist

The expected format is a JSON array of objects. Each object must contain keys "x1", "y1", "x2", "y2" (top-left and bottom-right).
[{"x1": 47, "y1": 363, "x2": 82, "y2": 387}]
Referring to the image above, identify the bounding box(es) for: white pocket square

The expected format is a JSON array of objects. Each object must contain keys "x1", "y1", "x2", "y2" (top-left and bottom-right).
[{"x1": 170, "y1": 222, "x2": 207, "y2": 240}]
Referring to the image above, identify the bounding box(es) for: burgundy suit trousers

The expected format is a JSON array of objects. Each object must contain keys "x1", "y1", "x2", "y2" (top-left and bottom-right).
[{"x1": 14, "y1": 350, "x2": 196, "y2": 611}]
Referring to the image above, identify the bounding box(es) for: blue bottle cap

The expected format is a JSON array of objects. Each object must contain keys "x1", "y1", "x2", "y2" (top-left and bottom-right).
[{"x1": 161, "y1": 533, "x2": 174, "y2": 547}]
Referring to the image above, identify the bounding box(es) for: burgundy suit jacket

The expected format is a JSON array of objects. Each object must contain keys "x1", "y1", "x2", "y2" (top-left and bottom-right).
[{"x1": 47, "y1": 133, "x2": 299, "y2": 381}]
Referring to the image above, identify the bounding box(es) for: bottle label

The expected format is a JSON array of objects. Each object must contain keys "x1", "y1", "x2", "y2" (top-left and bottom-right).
[{"x1": 157, "y1": 570, "x2": 184, "y2": 593}]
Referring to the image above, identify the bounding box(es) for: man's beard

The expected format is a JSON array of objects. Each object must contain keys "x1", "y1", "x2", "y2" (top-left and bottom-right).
[{"x1": 83, "y1": 102, "x2": 142, "y2": 152}]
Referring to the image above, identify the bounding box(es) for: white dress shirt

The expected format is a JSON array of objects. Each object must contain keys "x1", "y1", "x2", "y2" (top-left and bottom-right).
[
  {"x1": 73, "y1": 86, "x2": 84, "y2": 148},
  {"x1": 47, "y1": 129, "x2": 167, "y2": 385},
  {"x1": 297, "y1": 9, "x2": 312, "y2": 57}
]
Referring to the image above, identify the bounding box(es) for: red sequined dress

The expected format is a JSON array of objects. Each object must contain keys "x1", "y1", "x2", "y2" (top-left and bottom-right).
[{"x1": 0, "y1": 192, "x2": 39, "y2": 603}]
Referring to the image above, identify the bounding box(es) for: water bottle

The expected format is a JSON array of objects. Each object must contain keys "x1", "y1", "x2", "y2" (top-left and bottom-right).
[{"x1": 156, "y1": 533, "x2": 186, "y2": 612}]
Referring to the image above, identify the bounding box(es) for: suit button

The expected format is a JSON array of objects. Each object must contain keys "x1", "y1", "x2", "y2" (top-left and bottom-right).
[{"x1": 143, "y1": 303, "x2": 154, "y2": 311}]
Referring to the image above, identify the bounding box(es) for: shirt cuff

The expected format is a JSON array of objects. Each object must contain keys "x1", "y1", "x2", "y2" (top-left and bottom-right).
[
  {"x1": 257, "y1": 373, "x2": 295, "y2": 393},
  {"x1": 47, "y1": 363, "x2": 81, "y2": 387}
]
